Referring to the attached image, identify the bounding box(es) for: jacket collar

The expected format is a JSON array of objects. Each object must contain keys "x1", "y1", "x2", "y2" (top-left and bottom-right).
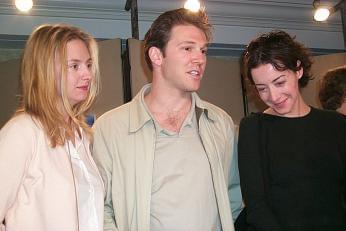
[{"x1": 128, "y1": 84, "x2": 217, "y2": 133}]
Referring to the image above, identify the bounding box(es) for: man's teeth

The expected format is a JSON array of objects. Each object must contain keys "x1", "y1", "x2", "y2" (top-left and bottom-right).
[{"x1": 189, "y1": 70, "x2": 199, "y2": 75}]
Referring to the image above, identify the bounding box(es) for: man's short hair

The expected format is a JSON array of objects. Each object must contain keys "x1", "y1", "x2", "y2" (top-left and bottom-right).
[{"x1": 143, "y1": 8, "x2": 212, "y2": 71}]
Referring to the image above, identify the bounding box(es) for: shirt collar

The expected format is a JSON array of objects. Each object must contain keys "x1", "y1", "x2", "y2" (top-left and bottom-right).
[
  {"x1": 128, "y1": 84, "x2": 153, "y2": 133},
  {"x1": 128, "y1": 84, "x2": 216, "y2": 133}
]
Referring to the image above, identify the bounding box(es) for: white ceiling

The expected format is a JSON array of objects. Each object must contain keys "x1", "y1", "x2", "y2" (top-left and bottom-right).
[{"x1": 0, "y1": 0, "x2": 344, "y2": 50}]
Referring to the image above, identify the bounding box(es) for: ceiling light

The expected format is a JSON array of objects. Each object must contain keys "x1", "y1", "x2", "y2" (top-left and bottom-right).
[
  {"x1": 15, "y1": 0, "x2": 33, "y2": 12},
  {"x1": 313, "y1": 0, "x2": 345, "y2": 22},
  {"x1": 314, "y1": 7, "x2": 330, "y2": 21},
  {"x1": 184, "y1": 0, "x2": 201, "y2": 12}
]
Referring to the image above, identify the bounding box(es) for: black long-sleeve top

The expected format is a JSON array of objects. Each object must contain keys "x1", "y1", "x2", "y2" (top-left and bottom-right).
[{"x1": 238, "y1": 107, "x2": 346, "y2": 231}]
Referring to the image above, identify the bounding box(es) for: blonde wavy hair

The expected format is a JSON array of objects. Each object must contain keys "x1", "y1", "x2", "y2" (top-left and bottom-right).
[{"x1": 18, "y1": 24, "x2": 100, "y2": 147}]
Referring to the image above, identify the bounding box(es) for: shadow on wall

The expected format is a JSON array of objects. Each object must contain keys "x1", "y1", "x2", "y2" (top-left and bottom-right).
[{"x1": 0, "y1": 58, "x2": 21, "y2": 127}]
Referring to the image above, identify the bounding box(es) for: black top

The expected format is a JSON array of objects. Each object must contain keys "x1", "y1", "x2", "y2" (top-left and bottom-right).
[{"x1": 238, "y1": 107, "x2": 346, "y2": 231}]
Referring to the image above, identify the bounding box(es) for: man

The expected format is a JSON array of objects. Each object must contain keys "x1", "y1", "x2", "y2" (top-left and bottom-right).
[{"x1": 92, "y1": 8, "x2": 242, "y2": 231}]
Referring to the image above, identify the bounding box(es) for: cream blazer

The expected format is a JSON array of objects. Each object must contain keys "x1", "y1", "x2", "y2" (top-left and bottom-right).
[{"x1": 0, "y1": 114, "x2": 103, "y2": 231}]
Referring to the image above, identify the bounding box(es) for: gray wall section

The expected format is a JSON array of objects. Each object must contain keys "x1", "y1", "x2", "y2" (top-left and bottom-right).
[
  {"x1": 198, "y1": 57, "x2": 244, "y2": 125},
  {"x1": 301, "y1": 53, "x2": 346, "y2": 108},
  {"x1": 128, "y1": 38, "x2": 152, "y2": 97},
  {"x1": 0, "y1": 58, "x2": 21, "y2": 127},
  {"x1": 88, "y1": 38, "x2": 124, "y2": 119},
  {"x1": 0, "y1": 38, "x2": 345, "y2": 128}
]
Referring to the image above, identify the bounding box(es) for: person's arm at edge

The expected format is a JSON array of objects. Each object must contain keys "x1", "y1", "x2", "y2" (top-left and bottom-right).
[
  {"x1": 340, "y1": 115, "x2": 346, "y2": 211},
  {"x1": 0, "y1": 117, "x2": 35, "y2": 226},
  {"x1": 238, "y1": 115, "x2": 282, "y2": 231},
  {"x1": 228, "y1": 124, "x2": 243, "y2": 222},
  {"x1": 92, "y1": 121, "x2": 118, "y2": 231}
]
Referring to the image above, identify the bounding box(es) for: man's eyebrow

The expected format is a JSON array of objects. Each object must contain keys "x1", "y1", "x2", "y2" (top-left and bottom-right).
[{"x1": 177, "y1": 41, "x2": 209, "y2": 47}]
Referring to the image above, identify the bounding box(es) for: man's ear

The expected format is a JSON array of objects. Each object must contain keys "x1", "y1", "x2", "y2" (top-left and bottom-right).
[
  {"x1": 148, "y1": 47, "x2": 163, "y2": 68},
  {"x1": 296, "y1": 60, "x2": 303, "y2": 79}
]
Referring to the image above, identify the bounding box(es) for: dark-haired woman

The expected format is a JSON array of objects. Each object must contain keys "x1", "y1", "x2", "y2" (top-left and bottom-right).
[{"x1": 238, "y1": 30, "x2": 346, "y2": 231}]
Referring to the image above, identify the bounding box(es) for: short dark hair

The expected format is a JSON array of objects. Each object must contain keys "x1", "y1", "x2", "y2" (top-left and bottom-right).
[
  {"x1": 143, "y1": 8, "x2": 212, "y2": 71},
  {"x1": 319, "y1": 66, "x2": 346, "y2": 110},
  {"x1": 242, "y1": 30, "x2": 313, "y2": 88}
]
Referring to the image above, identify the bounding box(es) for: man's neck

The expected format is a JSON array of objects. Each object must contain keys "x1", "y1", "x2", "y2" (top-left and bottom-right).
[{"x1": 144, "y1": 85, "x2": 193, "y2": 132}]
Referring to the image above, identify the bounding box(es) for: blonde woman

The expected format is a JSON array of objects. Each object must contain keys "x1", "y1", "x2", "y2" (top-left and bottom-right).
[{"x1": 0, "y1": 24, "x2": 104, "y2": 231}]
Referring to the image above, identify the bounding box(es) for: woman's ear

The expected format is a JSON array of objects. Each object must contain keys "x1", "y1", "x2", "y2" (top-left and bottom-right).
[
  {"x1": 296, "y1": 60, "x2": 303, "y2": 79},
  {"x1": 148, "y1": 47, "x2": 163, "y2": 68}
]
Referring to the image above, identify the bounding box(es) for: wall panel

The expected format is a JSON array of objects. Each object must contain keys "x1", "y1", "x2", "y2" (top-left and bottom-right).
[
  {"x1": 0, "y1": 59, "x2": 21, "y2": 128},
  {"x1": 88, "y1": 38, "x2": 124, "y2": 119},
  {"x1": 301, "y1": 53, "x2": 346, "y2": 108}
]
